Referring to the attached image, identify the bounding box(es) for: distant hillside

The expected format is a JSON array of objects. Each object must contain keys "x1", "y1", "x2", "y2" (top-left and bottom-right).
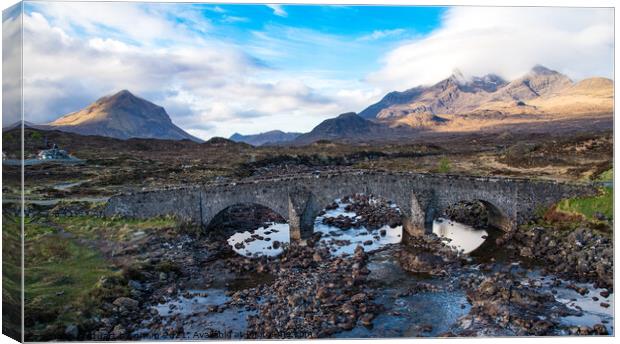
[
  {"x1": 204, "y1": 136, "x2": 252, "y2": 148},
  {"x1": 293, "y1": 112, "x2": 411, "y2": 145},
  {"x1": 47, "y1": 90, "x2": 201, "y2": 142},
  {"x1": 230, "y1": 130, "x2": 301, "y2": 146}
]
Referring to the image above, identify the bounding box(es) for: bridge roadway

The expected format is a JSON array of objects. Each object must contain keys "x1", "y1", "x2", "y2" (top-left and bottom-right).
[{"x1": 103, "y1": 170, "x2": 596, "y2": 240}]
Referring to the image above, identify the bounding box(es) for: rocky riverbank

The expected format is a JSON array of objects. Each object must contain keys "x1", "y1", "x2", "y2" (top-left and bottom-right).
[
  {"x1": 508, "y1": 226, "x2": 613, "y2": 291},
  {"x1": 453, "y1": 272, "x2": 604, "y2": 336},
  {"x1": 395, "y1": 234, "x2": 463, "y2": 275},
  {"x1": 3, "y1": 200, "x2": 105, "y2": 218}
]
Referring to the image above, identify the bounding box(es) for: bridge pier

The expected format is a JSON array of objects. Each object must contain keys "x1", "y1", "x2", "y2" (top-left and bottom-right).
[
  {"x1": 402, "y1": 215, "x2": 428, "y2": 237},
  {"x1": 288, "y1": 214, "x2": 302, "y2": 241},
  {"x1": 288, "y1": 212, "x2": 316, "y2": 241},
  {"x1": 287, "y1": 191, "x2": 319, "y2": 241},
  {"x1": 401, "y1": 191, "x2": 429, "y2": 237}
]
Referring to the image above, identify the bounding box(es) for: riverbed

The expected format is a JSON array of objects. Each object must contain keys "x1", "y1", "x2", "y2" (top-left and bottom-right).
[{"x1": 139, "y1": 194, "x2": 614, "y2": 338}]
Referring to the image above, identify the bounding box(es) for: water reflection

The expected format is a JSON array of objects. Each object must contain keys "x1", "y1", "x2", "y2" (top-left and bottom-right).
[
  {"x1": 226, "y1": 196, "x2": 404, "y2": 258},
  {"x1": 227, "y1": 223, "x2": 290, "y2": 257},
  {"x1": 432, "y1": 218, "x2": 488, "y2": 254},
  {"x1": 315, "y1": 198, "x2": 403, "y2": 256}
]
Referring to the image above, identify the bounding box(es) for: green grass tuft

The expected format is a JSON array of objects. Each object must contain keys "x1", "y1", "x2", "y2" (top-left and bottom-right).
[
  {"x1": 556, "y1": 187, "x2": 613, "y2": 221},
  {"x1": 437, "y1": 157, "x2": 451, "y2": 173}
]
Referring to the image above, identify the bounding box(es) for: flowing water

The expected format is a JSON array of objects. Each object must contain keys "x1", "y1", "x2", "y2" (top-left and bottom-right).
[
  {"x1": 335, "y1": 248, "x2": 471, "y2": 338},
  {"x1": 136, "y1": 288, "x2": 256, "y2": 340}
]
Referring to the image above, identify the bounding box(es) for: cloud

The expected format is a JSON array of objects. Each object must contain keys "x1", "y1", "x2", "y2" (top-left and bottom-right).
[
  {"x1": 358, "y1": 28, "x2": 405, "y2": 41},
  {"x1": 266, "y1": 4, "x2": 288, "y2": 18},
  {"x1": 368, "y1": 7, "x2": 614, "y2": 91},
  {"x1": 2, "y1": 5, "x2": 23, "y2": 125},
  {"x1": 29, "y1": 2, "x2": 177, "y2": 45},
  {"x1": 221, "y1": 15, "x2": 250, "y2": 24},
  {"x1": 18, "y1": 6, "x2": 374, "y2": 139},
  {"x1": 210, "y1": 6, "x2": 226, "y2": 14}
]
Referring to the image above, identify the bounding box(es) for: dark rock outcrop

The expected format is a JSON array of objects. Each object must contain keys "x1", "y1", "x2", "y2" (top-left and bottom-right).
[{"x1": 444, "y1": 200, "x2": 490, "y2": 228}]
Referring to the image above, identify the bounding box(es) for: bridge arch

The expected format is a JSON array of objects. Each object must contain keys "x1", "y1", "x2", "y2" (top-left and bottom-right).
[
  {"x1": 479, "y1": 199, "x2": 511, "y2": 230},
  {"x1": 436, "y1": 198, "x2": 513, "y2": 231},
  {"x1": 205, "y1": 202, "x2": 288, "y2": 238},
  {"x1": 200, "y1": 186, "x2": 291, "y2": 232}
]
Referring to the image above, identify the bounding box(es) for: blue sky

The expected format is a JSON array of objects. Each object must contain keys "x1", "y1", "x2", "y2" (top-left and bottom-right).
[
  {"x1": 203, "y1": 5, "x2": 444, "y2": 79},
  {"x1": 8, "y1": 3, "x2": 613, "y2": 139}
]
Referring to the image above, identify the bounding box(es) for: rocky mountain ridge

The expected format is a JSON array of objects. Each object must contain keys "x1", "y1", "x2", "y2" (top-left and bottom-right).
[{"x1": 359, "y1": 65, "x2": 612, "y2": 129}]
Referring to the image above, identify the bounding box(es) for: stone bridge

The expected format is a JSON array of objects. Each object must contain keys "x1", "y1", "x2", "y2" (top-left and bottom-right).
[{"x1": 103, "y1": 171, "x2": 596, "y2": 240}]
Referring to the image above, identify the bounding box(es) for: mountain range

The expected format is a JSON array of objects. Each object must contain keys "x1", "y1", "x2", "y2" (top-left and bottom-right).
[
  {"x1": 9, "y1": 65, "x2": 612, "y2": 145},
  {"x1": 232, "y1": 65, "x2": 612, "y2": 145},
  {"x1": 291, "y1": 65, "x2": 611, "y2": 144},
  {"x1": 359, "y1": 65, "x2": 612, "y2": 128}
]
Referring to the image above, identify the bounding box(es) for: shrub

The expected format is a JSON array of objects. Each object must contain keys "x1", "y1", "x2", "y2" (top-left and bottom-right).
[{"x1": 437, "y1": 157, "x2": 451, "y2": 173}]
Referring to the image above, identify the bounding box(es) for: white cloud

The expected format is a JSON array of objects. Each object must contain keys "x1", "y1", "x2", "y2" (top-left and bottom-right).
[
  {"x1": 368, "y1": 7, "x2": 614, "y2": 91},
  {"x1": 210, "y1": 6, "x2": 226, "y2": 14},
  {"x1": 358, "y1": 28, "x2": 405, "y2": 41},
  {"x1": 88, "y1": 37, "x2": 136, "y2": 53},
  {"x1": 221, "y1": 15, "x2": 250, "y2": 23},
  {"x1": 30, "y1": 2, "x2": 173, "y2": 45},
  {"x1": 2, "y1": 6, "x2": 23, "y2": 125},
  {"x1": 267, "y1": 4, "x2": 288, "y2": 18}
]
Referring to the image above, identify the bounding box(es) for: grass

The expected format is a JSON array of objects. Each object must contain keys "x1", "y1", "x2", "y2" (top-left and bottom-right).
[
  {"x1": 19, "y1": 213, "x2": 198, "y2": 339},
  {"x1": 23, "y1": 221, "x2": 122, "y2": 339},
  {"x1": 25, "y1": 235, "x2": 114, "y2": 310},
  {"x1": 50, "y1": 215, "x2": 178, "y2": 241},
  {"x1": 2, "y1": 215, "x2": 23, "y2": 340},
  {"x1": 596, "y1": 167, "x2": 613, "y2": 182},
  {"x1": 21, "y1": 215, "x2": 178, "y2": 338},
  {"x1": 556, "y1": 187, "x2": 613, "y2": 221},
  {"x1": 24, "y1": 218, "x2": 57, "y2": 240},
  {"x1": 437, "y1": 157, "x2": 451, "y2": 173}
]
